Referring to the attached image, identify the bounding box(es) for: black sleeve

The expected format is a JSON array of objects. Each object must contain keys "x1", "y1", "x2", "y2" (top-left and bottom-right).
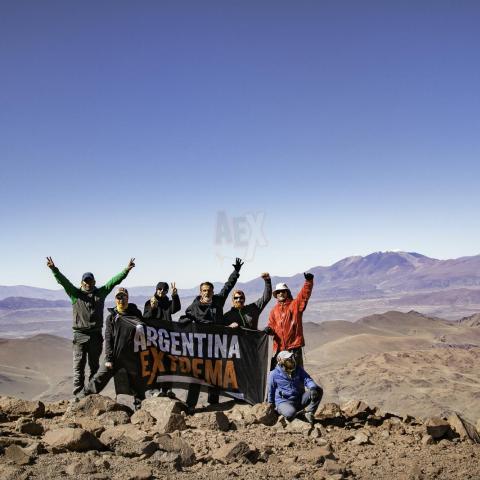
[
  {"x1": 254, "y1": 278, "x2": 272, "y2": 312},
  {"x1": 169, "y1": 294, "x2": 181, "y2": 315},
  {"x1": 217, "y1": 270, "x2": 240, "y2": 304},
  {"x1": 133, "y1": 305, "x2": 143, "y2": 320},
  {"x1": 104, "y1": 316, "x2": 114, "y2": 363}
]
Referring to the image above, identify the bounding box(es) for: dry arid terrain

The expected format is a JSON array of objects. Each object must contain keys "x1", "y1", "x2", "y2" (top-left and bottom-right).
[
  {"x1": 1, "y1": 394, "x2": 480, "y2": 480},
  {"x1": 1, "y1": 310, "x2": 480, "y2": 425}
]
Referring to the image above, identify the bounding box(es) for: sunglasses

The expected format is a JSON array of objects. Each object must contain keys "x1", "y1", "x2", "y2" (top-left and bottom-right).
[
  {"x1": 115, "y1": 294, "x2": 127, "y2": 300},
  {"x1": 234, "y1": 296, "x2": 245, "y2": 300}
]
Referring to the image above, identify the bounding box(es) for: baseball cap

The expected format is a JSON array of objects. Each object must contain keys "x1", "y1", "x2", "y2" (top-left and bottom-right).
[{"x1": 82, "y1": 272, "x2": 95, "y2": 282}]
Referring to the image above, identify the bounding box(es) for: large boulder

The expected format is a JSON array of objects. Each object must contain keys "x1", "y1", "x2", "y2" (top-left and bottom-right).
[
  {"x1": 63, "y1": 394, "x2": 132, "y2": 419},
  {"x1": 43, "y1": 427, "x2": 104, "y2": 452},
  {"x1": 4, "y1": 444, "x2": 34, "y2": 465},
  {"x1": 425, "y1": 417, "x2": 451, "y2": 440},
  {"x1": 212, "y1": 440, "x2": 257, "y2": 464},
  {"x1": 100, "y1": 424, "x2": 151, "y2": 448},
  {"x1": 15, "y1": 418, "x2": 44, "y2": 436},
  {"x1": 140, "y1": 398, "x2": 186, "y2": 433},
  {"x1": 114, "y1": 439, "x2": 158, "y2": 458},
  {"x1": 156, "y1": 434, "x2": 196, "y2": 467},
  {"x1": 131, "y1": 410, "x2": 156, "y2": 429},
  {"x1": 186, "y1": 411, "x2": 230, "y2": 432},
  {"x1": 448, "y1": 413, "x2": 480, "y2": 444},
  {"x1": 98, "y1": 410, "x2": 131, "y2": 427},
  {"x1": 0, "y1": 396, "x2": 45, "y2": 420},
  {"x1": 250, "y1": 402, "x2": 278, "y2": 426},
  {"x1": 341, "y1": 400, "x2": 373, "y2": 420}
]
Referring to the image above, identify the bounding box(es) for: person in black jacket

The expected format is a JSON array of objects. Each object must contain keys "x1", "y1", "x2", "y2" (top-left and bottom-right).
[
  {"x1": 223, "y1": 273, "x2": 272, "y2": 329},
  {"x1": 180, "y1": 258, "x2": 243, "y2": 413},
  {"x1": 83, "y1": 287, "x2": 144, "y2": 406},
  {"x1": 143, "y1": 281, "x2": 181, "y2": 398}
]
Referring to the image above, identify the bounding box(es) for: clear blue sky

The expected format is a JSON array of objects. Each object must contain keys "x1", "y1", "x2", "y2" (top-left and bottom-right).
[{"x1": 1, "y1": 1, "x2": 479, "y2": 289}]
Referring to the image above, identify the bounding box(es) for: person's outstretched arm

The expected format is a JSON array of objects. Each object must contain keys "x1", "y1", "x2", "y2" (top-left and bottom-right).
[
  {"x1": 295, "y1": 273, "x2": 314, "y2": 312},
  {"x1": 46, "y1": 257, "x2": 80, "y2": 303},
  {"x1": 217, "y1": 258, "x2": 243, "y2": 302},
  {"x1": 254, "y1": 273, "x2": 272, "y2": 312},
  {"x1": 98, "y1": 258, "x2": 136, "y2": 298}
]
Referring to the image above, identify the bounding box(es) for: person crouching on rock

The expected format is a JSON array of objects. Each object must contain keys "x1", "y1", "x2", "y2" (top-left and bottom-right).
[{"x1": 267, "y1": 350, "x2": 322, "y2": 424}]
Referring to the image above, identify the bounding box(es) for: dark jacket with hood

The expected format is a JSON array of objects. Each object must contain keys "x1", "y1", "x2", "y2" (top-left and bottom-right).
[
  {"x1": 104, "y1": 303, "x2": 142, "y2": 364},
  {"x1": 223, "y1": 277, "x2": 272, "y2": 329},
  {"x1": 143, "y1": 294, "x2": 181, "y2": 325},
  {"x1": 180, "y1": 270, "x2": 240, "y2": 325}
]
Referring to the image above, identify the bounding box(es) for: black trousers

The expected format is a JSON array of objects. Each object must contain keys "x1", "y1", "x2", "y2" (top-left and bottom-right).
[
  {"x1": 85, "y1": 364, "x2": 145, "y2": 403},
  {"x1": 72, "y1": 333, "x2": 103, "y2": 396},
  {"x1": 186, "y1": 384, "x2": 220, "y2": 409}
]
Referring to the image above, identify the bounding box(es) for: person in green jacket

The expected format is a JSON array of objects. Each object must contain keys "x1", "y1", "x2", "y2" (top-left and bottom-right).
[{"x1": 46, "y1": 256, "x2": 135, "y2": 398}]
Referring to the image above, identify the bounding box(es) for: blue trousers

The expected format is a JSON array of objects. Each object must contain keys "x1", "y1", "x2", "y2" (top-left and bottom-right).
[{"x1": 276, "y1": 389, "x2": 322, "y2": 421}]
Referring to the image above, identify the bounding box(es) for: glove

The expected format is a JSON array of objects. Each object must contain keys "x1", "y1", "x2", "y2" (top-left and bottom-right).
[
  {"x1": 304, "y1": 272, "x2": 314, "y2": 281},
  {"x1": 263, "y1": 326, "x2": 273, "y2": 335},
  {"x1": 233, "y1": 257, "x2": 244, "y2": 272},
  {"x1": 310, "y1": 388, "x2": 320, "y2": 402}
]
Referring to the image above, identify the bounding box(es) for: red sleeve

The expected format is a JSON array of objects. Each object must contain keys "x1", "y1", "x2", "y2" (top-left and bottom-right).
[{"x1": 294, "y1": 279, "x2": 313, "y2": 313}]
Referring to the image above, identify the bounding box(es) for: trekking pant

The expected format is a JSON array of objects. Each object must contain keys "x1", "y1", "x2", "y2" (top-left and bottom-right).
[
  {"x1": 275, "y1": 387, "x2": 323, "y2": 421},
  {"x1": 270, "y1": 347, "x2": 304, "y2": 371},
  {"x1": 85, "y1": 364, "x2": 145, "y2": 405},
  {"x1": 186, "y1": 384, "x2": 220, "y2": 409},
  {"x1": 72, "y1": 332, "x2": 103, "y2": 396}
]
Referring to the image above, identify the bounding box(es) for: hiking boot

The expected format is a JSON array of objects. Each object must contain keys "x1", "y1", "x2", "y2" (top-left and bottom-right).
[
  {"x1": 186, "y1": 406, "x2": 195, "y2": 416},
  {"x1": 166, "y1": 390, "x2": 176, "y2": 399},
  {"x1": 305, "y1": 411, "x2": 315, "y2": 425}
]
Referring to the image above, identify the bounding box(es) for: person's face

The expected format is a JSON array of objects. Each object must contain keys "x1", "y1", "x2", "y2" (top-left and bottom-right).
[
  {"x1": 200, "y1": 285, "x2": 213, "y2": 303},
  {"x1": 115, "y1": 293, "x2": 128, "y2": 309},
  {"x1": 81, "y1": 278, "x2": 95, "y2": 291},
  {"x1": 233, "y1": 292, "x2": 245, "y2": 309},
  {"x1": 276, "y1": 290, "x2": 288, "y2": 303},
  {"x1": 283, "y1": 358, "x2": 296, "y2": 372},
  {"x1": 156, "y1": 287, "x2": 167, "y2": 298}
]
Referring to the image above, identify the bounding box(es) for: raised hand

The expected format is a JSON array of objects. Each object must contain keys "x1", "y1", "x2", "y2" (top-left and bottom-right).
[
  {"x1": 304, "y1": 272, "x2": 314, "y2": 281},
  {"x1": 261, "y1": 272, "x2": 270, "y2": 280},
  {"x1": 46, "y1": 257, "x2": 56, "y2": 269},
  {"x1": 171, "y1": 282, "x2": 177, "y2": 296},
  {"x1": 127, "y1": 258, "x2": 136, "y2": 271},
  {"x1": 233, "y1": 257, "x2": 244, "y2": 272}
]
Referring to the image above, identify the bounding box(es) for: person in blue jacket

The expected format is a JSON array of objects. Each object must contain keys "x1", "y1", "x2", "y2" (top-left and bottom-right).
[{"x1": 267, "y1": 350, "x2": 323, "y2": 424}]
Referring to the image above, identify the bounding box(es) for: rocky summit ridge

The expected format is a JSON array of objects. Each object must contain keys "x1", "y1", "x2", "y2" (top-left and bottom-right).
[{"x1": 1, "y1": 394, "x2": 480, "y2": 480}]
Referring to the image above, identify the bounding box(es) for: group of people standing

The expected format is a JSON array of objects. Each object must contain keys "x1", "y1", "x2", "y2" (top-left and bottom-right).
[{"x1": 46, "y1": 256, "x2": 323, "y2": 422}]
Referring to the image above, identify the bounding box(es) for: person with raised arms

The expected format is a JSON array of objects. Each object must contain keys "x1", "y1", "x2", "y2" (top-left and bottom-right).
[
  {"x1": 180, "y1": 257, "x2": 243, "y2": 414},
  {"x1": 46, "y1": 256, "x2": 135, "y2": 400}
]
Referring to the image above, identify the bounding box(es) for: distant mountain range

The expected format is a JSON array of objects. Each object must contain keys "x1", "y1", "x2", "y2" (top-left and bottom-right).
[
  {"x1": 2, "y1": 251, "x2": 480, "y2": 302},
  {"x1": 3, "y1": 251, "x2": 480, "y2": 338}
]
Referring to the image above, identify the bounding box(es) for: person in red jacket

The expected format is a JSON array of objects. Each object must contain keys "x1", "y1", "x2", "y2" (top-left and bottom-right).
[{"x1": 264, "y1": 272, "x2": 314, "y2": 370}]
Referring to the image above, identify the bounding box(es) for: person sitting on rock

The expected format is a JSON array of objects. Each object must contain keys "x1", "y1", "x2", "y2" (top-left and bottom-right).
[
  {"x1": 267, "y1": 350, "x2": 322, "y2": 424},
  {"x1": 83, "y1": 287, "x2": 144, "y2": 408},
  {"x1": 223, "y1": 273, "x2": 272, "y2": 330}
]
